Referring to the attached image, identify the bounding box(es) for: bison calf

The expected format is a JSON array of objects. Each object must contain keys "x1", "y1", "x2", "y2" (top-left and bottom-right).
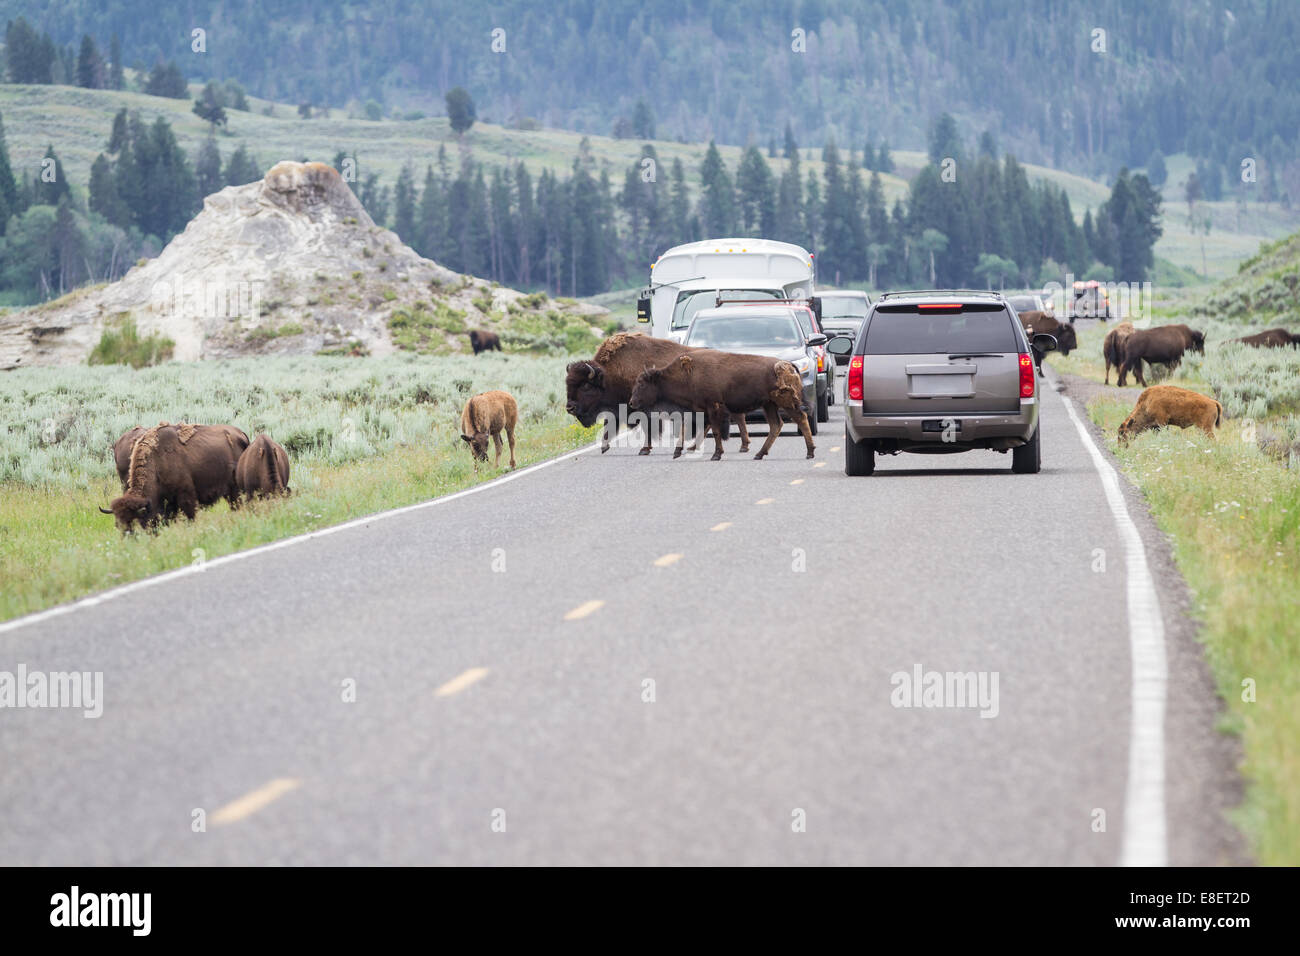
[
  {"x1": 630, "y1": 352, "x2": 814, "y2": 460},
  {"x1": 460, "y1": 390, "x2": 518, "y2": 469},
  {"x1": 237, "y1": 434, "x2": 292, "y2": 498},
  {"x1": 1118, "y1": 385, "x2": 1222, "y2": 445},
  {"x1": 468, "y1": 329, "x2": 502, "y2": 354}
]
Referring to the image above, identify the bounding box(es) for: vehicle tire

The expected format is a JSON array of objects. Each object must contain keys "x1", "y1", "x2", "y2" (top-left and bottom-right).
[
  {"x1": 817, "y1": 389, "x2": 830, "y2": 422},
  {"x1": 808, "y1": 410, "x2": 818, "y2": 436},
  {"x1": 1012, "y1": 424, "x2": 1041, "y2": 474},
  {"x1": 845, "y1": 435, "x2": 874, "y2": 475}
]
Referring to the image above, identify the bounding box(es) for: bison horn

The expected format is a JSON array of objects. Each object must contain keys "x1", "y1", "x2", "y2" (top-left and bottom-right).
[{"x1": 99, "y1": 506, "x2": 113, "y2": 515}]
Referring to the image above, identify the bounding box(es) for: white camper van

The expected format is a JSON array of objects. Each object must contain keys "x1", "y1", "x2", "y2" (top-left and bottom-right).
[{"x1": 635, "y1": 238, "x2": 818, "y2": 341}]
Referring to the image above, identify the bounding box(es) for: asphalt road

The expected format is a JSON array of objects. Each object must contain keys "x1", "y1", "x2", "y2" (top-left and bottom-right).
[{"x1": 0, "y1": 368, "x2": 1243, "y2": 865}]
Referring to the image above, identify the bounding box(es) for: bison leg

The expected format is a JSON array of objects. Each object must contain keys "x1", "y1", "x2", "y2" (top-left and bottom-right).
[
  {"x1": 708, "y1": 404, "x2": 728, "y2": 460},
  {"x1": 737, "y1": 417, "x2": 750, "y2": 453},
  {"x1": 493, "y1": 430, "x2": 504, "y2": 468},
  {"x1": 506, "y1": 423, "x2": 517, "y2": 469},
  {"x1": 755, "y1": 404, "x2": 783, "y2": 459}
]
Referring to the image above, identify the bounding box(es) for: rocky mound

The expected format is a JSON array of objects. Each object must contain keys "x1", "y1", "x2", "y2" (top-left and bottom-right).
[{"x1": 0, "y1": 161, "x2": 606, "y2": 369}]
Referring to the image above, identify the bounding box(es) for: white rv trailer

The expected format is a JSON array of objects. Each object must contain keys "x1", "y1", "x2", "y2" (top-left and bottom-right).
[{"x1": 635, "y1": 238, "x2": 819, "y2": 341}]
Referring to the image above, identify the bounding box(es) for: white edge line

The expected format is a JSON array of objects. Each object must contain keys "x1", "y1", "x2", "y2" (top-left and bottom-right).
[
  {"x1": 1060, "y1": 391, "x2": 1168, "y2": 867},
  {"x1": 1, "y1": 428, "x2": 640, "y2": 636}
]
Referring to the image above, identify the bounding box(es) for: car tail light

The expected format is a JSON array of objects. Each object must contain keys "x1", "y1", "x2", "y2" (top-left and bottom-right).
[
  {"x1": 1019, "y1": 354, "x2": 1035, "y2": 398},
  {"x1": 848, "y1": 356, "x2": 864, "y2": 401},
  {"x1": 817, "y1": 352, "x2": 825, "y2": 372}
]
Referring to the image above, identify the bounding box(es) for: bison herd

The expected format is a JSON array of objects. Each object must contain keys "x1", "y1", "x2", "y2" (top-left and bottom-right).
[
  {"x1": 565, "y1": 332, "x2": 814, "y2": 461},
  {"x1": 1092, "y1": 318, "x2": 1295, "y2": 444},
  {"x1": 103, "y1": 423, "x2": 290, "y2": 533}
]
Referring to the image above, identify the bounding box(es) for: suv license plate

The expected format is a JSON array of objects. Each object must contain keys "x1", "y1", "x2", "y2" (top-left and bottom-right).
[{"x1": 922, "y1": 419, "x2": 961, "y2": 432}]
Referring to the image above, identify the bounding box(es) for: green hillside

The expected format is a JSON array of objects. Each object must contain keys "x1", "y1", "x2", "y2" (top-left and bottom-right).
[
  {"x1": 5, "y1": 85, "x2": 1297, "y2": 282},
  {"x1": 1194, "y1": 230, "x2": 1300, "y2": 326}
]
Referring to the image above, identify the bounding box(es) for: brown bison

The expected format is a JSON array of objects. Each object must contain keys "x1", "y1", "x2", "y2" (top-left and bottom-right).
[
  {"x1": 111, "y1": 426, "x2": 147, "y2": 488},
  {"x1": 565, "y1": 332, "x2": 748, "y2": 454},
  {"x1": 236, "y1": 434, "x2": 292, "y2": 497},
  {"x1": 1017, "y1": 311, "x2": 1077, "y2": 370},
  {"x1": 1118, "y1": 385, "x2": 1222, "y2": 444},
  {"x1": 1229, "y1": 327, "x2": 1300, "y2": 349},
  {"x1": 1117, "y1": 324, "x2": 1204, "y2": 387},
  {"x1": 468, "y1": 329, "x2": 502, "y2": 354},
  {"x1": 1102, "y1": 322, "x2": 1136, "y2": 385},
  {"x1": 460, "y1": 390, "x2": 518, "y2": 469},
  {"x1": 101, "y1": 423, "x2": 249, "y2": 532},
  {"x1": 629, "y1": 352, "x2": 814, "y2": 461}
]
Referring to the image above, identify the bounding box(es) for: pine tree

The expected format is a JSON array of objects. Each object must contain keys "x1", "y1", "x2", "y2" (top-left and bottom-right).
[
  {"x1": 632, "y1": 99, "x2": 655, "y2": 139},
  {"x1": 736, "y1": 146, "x2": 774, "y2": 236},
  {"x1": 928, "y1": 113, "x2": 963, "y2": 165},
  {"x1": 668, "y1": 158, "x2": 694, "y2": 245},
  {"x1": 775, "y1": 151, "x2": 802, "y2": 246},
  {"x1": 4, "y1": 18, "x2": 55, "y2": 84},
  {"x1": 34, "y1": 146, "x2": 71, "y2": 207},
  {"x1": 415, "y1": 164, "x2": 445, "y2": 261},
  {"x1": 783, "y1": 122, "x2": 798, "y2": 161},
  {"x1": 108, "y1": 34, "x2": 124, "y2": 90},
  {"x1": 88, "y1": 153, "x2": 128, "y2": 226},
  {"x1": 195, "y1": 136, "x2": 223, "y2": 200},
  {"x1": 699, "y1": 141, "x2": 736, "y2": 236},
  {"x1": 0, "y1": 113, "x2": 20, "y2": 234},
  {"x1": 77, "y1": 35, "x2": 104, "y2": 89},
  {"x1": 513, "y1": 161, "x2": 534, "y2": 285},
  {"x1": 393, "y1": 163, "x2": 417, "y2": 243},
  {"x1": 877, "y1": 142, "x2": 894, "y2": 174},
  {"x1": 224, "y1": 144, "x2": 262, "y2": 186},
  {"x1": 803, "y1": 168, "x2": 822, "y2": 253},
  {"x1": 108, "y1": 108, "x2": 129, "y2": 154}
]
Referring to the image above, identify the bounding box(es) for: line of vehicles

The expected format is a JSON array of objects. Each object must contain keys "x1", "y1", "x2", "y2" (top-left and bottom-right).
[{"x1": 634, "y1": 238, "x2": 1065, "y2": 474}]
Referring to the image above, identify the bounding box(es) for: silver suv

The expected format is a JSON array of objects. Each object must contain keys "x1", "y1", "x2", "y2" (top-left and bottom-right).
[{"x1": 825, "y1": 291, "x2": 1058, "y2": 475}]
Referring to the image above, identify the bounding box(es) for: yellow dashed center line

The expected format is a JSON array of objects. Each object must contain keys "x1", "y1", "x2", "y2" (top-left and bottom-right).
[
  {"x1": 812, "y1": 462, "x2": 827, "y2": 468},
  {"x1": 831, "y1": 446, "x2": 841, "y2": 452},
  {"x1": 756, "y1": 498, "x2": 774, "y2": 505},
  {"x1": 710, "y1": 522, "x2": 732, "y2": 532},
  {"x1": 211, "y1": 778, "x2": 301, "y2": 826},
  {"x1": 789, "y1": 478, "x2": 805, "y2": 485},
  {"x1": 654, "y1": 553, "x2": 683, "y2": 567},
  {"x1": 564, "y1": 599, "x2": 605, "y2": 620},
  {"x1": 436, "y1": 667, "x2": 489, "y2": 697}
]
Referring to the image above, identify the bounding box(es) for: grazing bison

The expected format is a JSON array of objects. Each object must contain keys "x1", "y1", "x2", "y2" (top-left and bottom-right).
[
  {"x1": 629, "y1": 352, "x2": 814, "y2": 461},
  {"x1": 236, "y1": 434, "x2": 292, "y2": 498},
  {"x1": 565, "y1": 332, "x2": 748, "y2": 454},
  {"x1": 1117, "y1": 325, "x2": 1204, "y2": 387},
  {"x1": 1118, "y1": 385, "x2": 1222, "y2": 444},
  {"x1": 101, "y1": 423, "x2": 248, "y2": 532},
  {"x1": 468, "y1": 329, "x2": 502, "y2": 354},
  {"x1": 1102, "y1": 322, "x2": 1136, "y2": 385},
  {"x1": 460, "y1": 390, "x2": 518, "y2": 469},
  {"x1": 1017, "y1": 311, "x2": 1076, "y2": 371},
  {"x1": 111, "y1": 426, "x2": 147, "y2": 488},
  {"x1": 1230, "y1": 328, "x2": 1300, "y2": 349}
]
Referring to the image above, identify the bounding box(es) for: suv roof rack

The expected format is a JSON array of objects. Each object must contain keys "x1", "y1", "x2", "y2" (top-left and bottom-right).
[
  {"x1": 876, "y1": 290, "x2": 1005, "y2": 300},
  {"x1": 713, "y1": 297, "x2": 811, "y2": 307}
]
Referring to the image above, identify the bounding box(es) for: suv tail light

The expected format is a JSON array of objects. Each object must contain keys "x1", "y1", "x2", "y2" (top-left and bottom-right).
[
  {"x1": 848, "y1": 356, "x2": 864, "y2": 401},
  {"x1": 1019, "y1": 354, "x2": 1035, "y2": 398}
]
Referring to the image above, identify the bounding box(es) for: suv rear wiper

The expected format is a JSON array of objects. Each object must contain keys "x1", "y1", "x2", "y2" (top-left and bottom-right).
[{"x1": 947, "y1": 352, "x2": 1000, "y2": 359}]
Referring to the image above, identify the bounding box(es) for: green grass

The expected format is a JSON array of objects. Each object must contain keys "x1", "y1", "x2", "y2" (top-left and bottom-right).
[
  {"x1": 1084, "y1": 397, "x2": 1300, "y2": 864},
  {"x1": 87, "y1": 316, "x2": 174, "y2": 368},
  {"x1": 0, "y1": 354, "x2": 596, "y2": 621},
  {"x1": 1055, "y1": 308, "x2": 1300, "y2": 862}
]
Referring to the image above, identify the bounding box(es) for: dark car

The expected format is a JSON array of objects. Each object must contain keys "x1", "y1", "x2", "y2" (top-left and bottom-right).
[
  {"x1": 826, "y1": 291, "x2": 1059, "y2": 475},
  {"x1": 818, "y1": 291, "x2": 872, "y2": 365}
]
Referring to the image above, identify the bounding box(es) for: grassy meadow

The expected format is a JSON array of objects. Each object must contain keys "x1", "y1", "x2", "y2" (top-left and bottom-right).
[
  {"x1": 0, "y1": 354, "x2": 598, "y2": 622},
  {"x1": 1052, "y1": 314, "x2": 1300, "y2": 863}
]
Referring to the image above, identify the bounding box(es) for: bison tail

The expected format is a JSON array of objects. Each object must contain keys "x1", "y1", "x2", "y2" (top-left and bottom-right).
[{"x1": 1215, "y1": 401, "x2": 1223, "y2": 427}]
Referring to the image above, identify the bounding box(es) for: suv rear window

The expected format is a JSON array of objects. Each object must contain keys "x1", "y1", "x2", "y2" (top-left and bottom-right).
[{"x1": 863, "y1": 305, "x2": 1019, "y2": 354}]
